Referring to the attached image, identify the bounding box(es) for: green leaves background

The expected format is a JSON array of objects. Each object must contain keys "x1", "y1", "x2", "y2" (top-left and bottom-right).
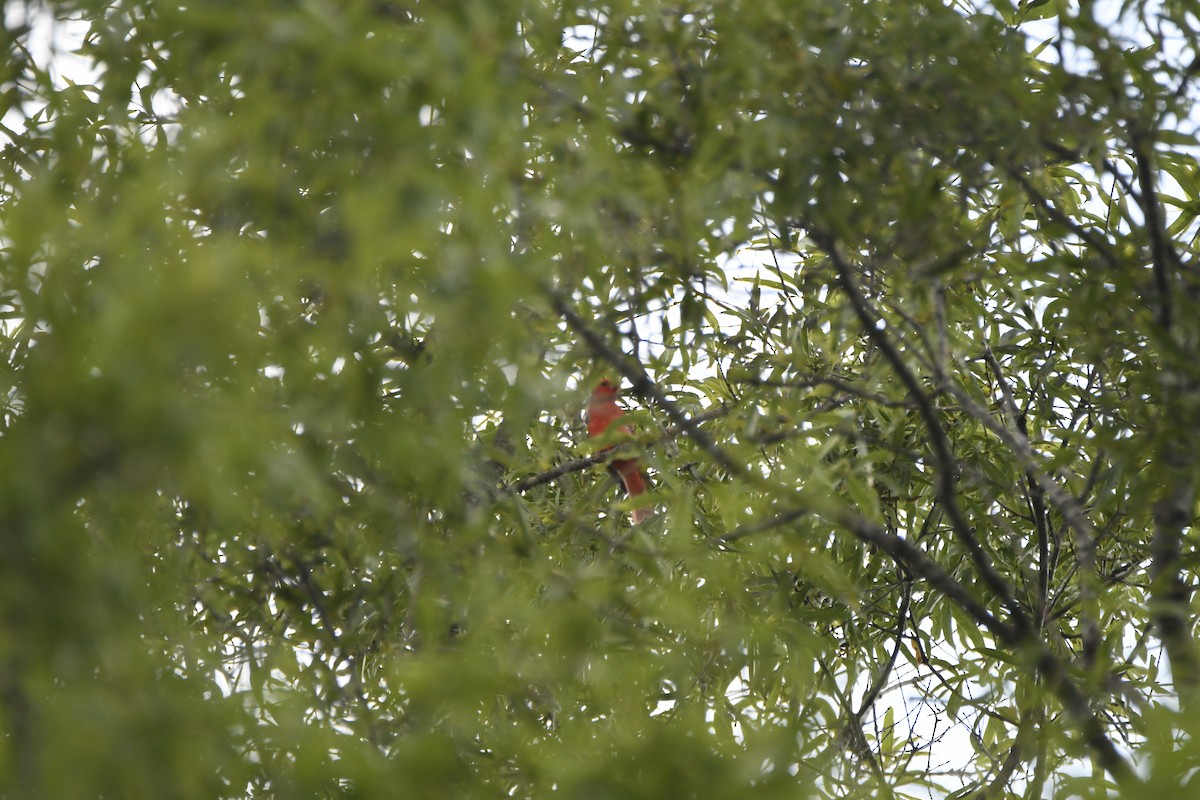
[{"x1": 3, "y1": 0, "x2": 1200, "y2": 796}]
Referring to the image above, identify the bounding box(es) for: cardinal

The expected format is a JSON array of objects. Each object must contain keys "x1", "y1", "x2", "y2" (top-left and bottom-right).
[{"x1": 586, "y1": 378, "x2": 652, "y2": 524}]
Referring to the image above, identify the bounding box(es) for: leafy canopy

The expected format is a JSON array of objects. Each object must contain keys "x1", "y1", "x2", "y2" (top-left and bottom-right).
[{"x1": 3, "y1": 0, "x2": 1200, "y2": 797}]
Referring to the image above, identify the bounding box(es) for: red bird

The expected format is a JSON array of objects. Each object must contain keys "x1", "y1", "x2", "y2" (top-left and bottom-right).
[{"x1": 586, "y1": 378, "x2": 652, "y2": 524}]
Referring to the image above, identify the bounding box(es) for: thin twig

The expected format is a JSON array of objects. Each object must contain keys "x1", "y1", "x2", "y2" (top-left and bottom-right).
[{"x1": 505, "y1": 404, "x2": 730, "y2": 494}]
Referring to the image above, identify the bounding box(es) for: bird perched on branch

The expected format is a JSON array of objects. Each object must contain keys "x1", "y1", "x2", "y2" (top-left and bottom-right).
[{"x1": 586, "y1": 378, "x2": 652, "y2": 524}]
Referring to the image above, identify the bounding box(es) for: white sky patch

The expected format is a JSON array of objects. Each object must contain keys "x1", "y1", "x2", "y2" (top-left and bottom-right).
[{"x1": 2, "y1": 6, "x2": 97, "y2": 137}]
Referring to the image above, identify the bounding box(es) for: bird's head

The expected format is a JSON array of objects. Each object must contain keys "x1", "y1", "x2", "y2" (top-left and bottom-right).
[{"x1": 592, "y1": 378, "x2": 620, "y2": 399}]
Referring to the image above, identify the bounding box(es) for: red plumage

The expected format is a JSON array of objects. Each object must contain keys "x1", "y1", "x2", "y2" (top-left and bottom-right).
[{"x1": 586, "y1": 379, "x2": 652, "y2": 523}]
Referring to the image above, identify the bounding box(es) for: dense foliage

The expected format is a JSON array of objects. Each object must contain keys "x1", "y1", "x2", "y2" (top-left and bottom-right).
[{"x1": 3, "y1": 0, "x2": 1200, "y2": 796}]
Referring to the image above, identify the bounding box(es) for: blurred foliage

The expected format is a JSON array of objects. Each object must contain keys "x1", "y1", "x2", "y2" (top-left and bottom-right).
[{"x1": 3, "y1": 0, "x2": 1200, "y2": 796}]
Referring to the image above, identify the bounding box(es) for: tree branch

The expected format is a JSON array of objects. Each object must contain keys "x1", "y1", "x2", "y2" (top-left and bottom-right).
[
  {"x1": 505, "y1": 404, "x2": 730, "y2": 494},
  {"x1": 1007, "y1": 167, "x2": 1125, "y2": 270},
  {"x1": 982, "y1": 348, "x2": 1052, "y2": 633},
  {"x1": 936, "y1": 375, "x2": 1100, "y2": 550},
  {"x1": 1149, "y1": 439, "x2": 1200, "y2": 693},
  {"x1": 729, "y1": 374, "x2": 918, "y2": 409},
  {"x1": 813, "y1": 234, "x2": 1028, "y2": 628},
  {"x1": 1128, "y1": 129, "x2": 1181, "y2": 332},
  {"x1": 549, "y1": 282, "x2": 1137, "y2": 786},
  {"x1": 717, "y1": 508, "x2": 807, "y2": 545},
  {"x1": 944, "y1": 353, "x2": 1109, "y2": 669},
  {"x1": 546, "y1": 285, "x2": 745, "y2": 478},
  {"x1": 851, "y1": 578, "x2": 912, "y2": 721}
]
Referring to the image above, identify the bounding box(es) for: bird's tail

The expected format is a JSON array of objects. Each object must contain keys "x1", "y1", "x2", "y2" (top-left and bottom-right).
[{"x1": 612, "y1": 459, "x2": 652, "y2": 524}]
